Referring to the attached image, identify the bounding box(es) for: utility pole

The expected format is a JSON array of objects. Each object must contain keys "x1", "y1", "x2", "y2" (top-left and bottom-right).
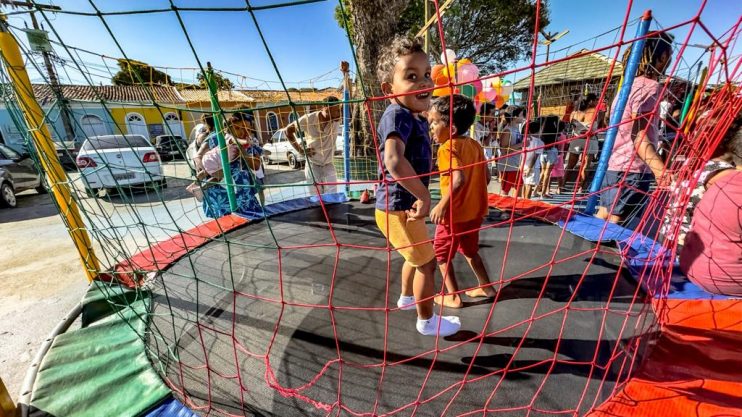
[
  {"x1": 1, "y1": 1, "x2": 76, "y2": 142},
  {"x1": 536, "y1": 28, "x2": 569, "y2": 117}
]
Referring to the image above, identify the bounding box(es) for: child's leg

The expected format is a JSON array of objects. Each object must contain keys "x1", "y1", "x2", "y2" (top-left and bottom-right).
[
  {"x1": 541, "y1": 165, "x2": 553, "y2": 196},
  {"x1": 433, "y1": 223, "x2": 462, "y2": 308},
  {"x1": 464, "y1": 252, "x2": 497, "y2": 298},
  {"x1": 413, "y1": 259, "x2": 436, "y2": 319},
  {"x1": 415, "y1": 258, "x2": 461, "y2": 336},
  {"x1": 435, "y1": 261, "x2": 463, "y2": 308},
  {"x1": 397, "y1": 261, "x2": 416, "y2": 310}
]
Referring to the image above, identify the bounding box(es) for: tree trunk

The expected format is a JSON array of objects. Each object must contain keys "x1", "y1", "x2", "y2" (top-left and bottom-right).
[{"x1": 348, "y1": 0, "x2": 408, "y2": 156}]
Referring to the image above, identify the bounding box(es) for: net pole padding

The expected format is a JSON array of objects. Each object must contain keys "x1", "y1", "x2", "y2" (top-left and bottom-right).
[
  {"x1": 204, "y1": 61, "x2": 237, "y2": 212},
  {"x1": 585, "y1": 10, "x2": 653, "y2": 215},
  {"x1": 0, "y1": 17, "x2": 100, "y2": 282},
  {"x1": 679, "y1": 62, "x2": 703, "y2": 125},
  {"x1": 341, "y1": 61, "x2": 351, "y2": 193}
]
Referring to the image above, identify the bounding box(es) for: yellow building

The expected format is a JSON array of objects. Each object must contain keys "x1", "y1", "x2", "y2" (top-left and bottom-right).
[{"x1": 32, "y1": 84, "x2": 187, "y2": 142}]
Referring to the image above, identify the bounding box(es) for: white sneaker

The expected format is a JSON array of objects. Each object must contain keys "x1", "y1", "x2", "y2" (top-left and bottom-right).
[
  {"x1": 397, "y1": 295, "x2": 416, "y2": 311},
  {"x1": 416, "y1": 313, "x2": 461, "y2": 336}
]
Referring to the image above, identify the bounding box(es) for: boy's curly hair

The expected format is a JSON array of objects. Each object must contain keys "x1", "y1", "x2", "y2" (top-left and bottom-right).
[{"x1": 376, "y1": 35, "x2": 426, "y2": 85}]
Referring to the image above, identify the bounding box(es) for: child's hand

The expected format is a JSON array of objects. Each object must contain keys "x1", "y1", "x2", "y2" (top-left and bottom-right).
[
  {"x1": 303, "y1": 147, "x2": 316, "y2": 157},
  {"x1": 430, "y1": 202, "x2": 447, "y2": 225},
  {"x1": 523, "y1": 166, "x2": 531, "y2": 177},
  {"x1": 406, "y1": 198, "x2": 430, "y2": 222}
]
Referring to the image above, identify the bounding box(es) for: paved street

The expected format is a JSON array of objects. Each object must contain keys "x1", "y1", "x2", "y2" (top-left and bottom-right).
[{"x1": 0, "y1": 159, "x2": 305, "y2": 398}]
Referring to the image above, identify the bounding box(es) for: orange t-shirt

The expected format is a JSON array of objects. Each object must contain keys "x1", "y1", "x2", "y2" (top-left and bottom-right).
[{"x1": 437, "y1": 136, "x2": 489, "y2": 223}]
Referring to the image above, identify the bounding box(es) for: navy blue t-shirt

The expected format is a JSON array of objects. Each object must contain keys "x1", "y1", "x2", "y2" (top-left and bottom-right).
[{"x1": 375, "y1": 103, "x2": 432, "y2": 211}]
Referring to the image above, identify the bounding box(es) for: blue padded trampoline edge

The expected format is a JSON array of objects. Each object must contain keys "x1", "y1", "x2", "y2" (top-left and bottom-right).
[{"x1": 558, "y1": 213, "x2": 737, "y2": 301}]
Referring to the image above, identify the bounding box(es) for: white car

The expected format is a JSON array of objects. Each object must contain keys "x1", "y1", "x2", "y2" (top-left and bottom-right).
[
  {"x1": 262, "y1": 127, "x2": 348, "y2": 170},
  {"x1": 76, "y1": 134, "x2": 164, "y2": 197}
]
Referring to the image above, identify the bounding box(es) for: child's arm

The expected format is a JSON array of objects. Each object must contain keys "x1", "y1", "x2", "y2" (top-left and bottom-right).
[
  {"x1": 632, "y1": 116, "x2": 665, "y2": 181},
  {"x1": 430, "y1": 169, "x2": 464, "y2": 225},
  {"x1": 194, "y1": 140, "x2": 210, "y2": 171},
  {"x1": 384, "y1": 135, "x2": 431, "y2": 220}
]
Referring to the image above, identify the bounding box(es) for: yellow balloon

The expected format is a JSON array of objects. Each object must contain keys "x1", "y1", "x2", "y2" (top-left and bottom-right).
[
  {"x1": 441, "y1": 63, "x2": 456, "y2": 80},
  {"x1": 457, "y1": 58, "x2": 472, "y2": 67}
]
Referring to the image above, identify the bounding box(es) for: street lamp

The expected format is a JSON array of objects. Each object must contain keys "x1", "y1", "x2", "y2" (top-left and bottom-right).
[{"x1": 540, "y1": 29, "x2": 569, "y2": 62}]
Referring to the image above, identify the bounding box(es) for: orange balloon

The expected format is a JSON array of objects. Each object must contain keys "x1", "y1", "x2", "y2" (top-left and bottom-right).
[
  {"x1": 495, "y1": 95, "x2": 505, "y2": 108},
  {"x1": 433, "y1": 86, "x2": 454, "y2": 97},
  {"x1": 432, "y1": 64, "x2": 444, "y2": 84},
  {"x1": 434, "y1": 73, "x2": 449, "y2": 87}
]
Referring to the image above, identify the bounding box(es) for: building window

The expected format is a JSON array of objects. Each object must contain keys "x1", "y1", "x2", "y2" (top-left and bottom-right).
[
  {"x1": 80, "y1": 114, "x2": 109, "y2": 138},
  {"x1": 125, "y1": 112, "x2": 148, "y2": 139},
  {"x1": 288, "y1": 112, "x2": 298, "y2": 124},
  {"x1": 266, "y1": 112, "x2": 279, "y2": 134}
]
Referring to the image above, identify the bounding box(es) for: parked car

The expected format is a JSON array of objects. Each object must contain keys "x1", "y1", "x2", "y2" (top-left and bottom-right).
[
  {"x1": 2, "y1": 139, "x2": 79, "y2": 170},
  {"x1": 76, "y1": 134, "x2": 164, "y2": 197},
  {"x1": 0, "y1": 144, "x2": 45, "y2": 208},
  {"x1": 262, "y1": 129, "x2": 307, "y2": 169},
  {"x1": 262, "y1": 128, "x2": 347, "y2": 169},
  {"x1": 154, "y1": 135, "x2": 187, "y2": 160}
]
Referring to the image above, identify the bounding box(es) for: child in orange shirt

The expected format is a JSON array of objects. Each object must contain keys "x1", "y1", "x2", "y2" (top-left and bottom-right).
[{"x1": 429, "y1": 95, "x2": 497, "y2": 308}]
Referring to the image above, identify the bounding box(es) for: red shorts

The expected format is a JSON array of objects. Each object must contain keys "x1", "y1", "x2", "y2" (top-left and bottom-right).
[
  {"x1": 500, "y1": 171, "x2": 520, "y2": 194},
  {"x1": 434, "y1": 219, "x2": 483, "y2": 263}
]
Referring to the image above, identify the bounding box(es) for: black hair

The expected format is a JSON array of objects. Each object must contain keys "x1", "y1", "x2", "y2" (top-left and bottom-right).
[
  {"x1": 324, "y1": 96, "x2": 340, "y2": 105},
  {"x1": 502, "y1": 106, "x2": 525, "y2": 123},
  {"x1": 431, "y1": 95, "x2": 477, "y2": 136},
  {"x1": 376, "y1": 35, "x2": 426, "y2": 85},
  {"x1": 228, "y1": 111, "x2": 255, "y2": 125},
  {"x1": 525, "y1": 115, "x2": 561, "y2": 145},
  {"x1": 577, "y1": 93, "x2": 599, "y2": 112},
  {"x1": 200, "y1": 113, "x2": 215, "y2": 131},
  {"x1": 480, "y1": 101, "x2": 496, "y2": 117},
  {"x1": 623, "y1": 31, "x2": 675, "y2": 78}
]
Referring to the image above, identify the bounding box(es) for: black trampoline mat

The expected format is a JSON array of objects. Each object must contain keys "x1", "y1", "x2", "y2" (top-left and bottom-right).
[{"x1": 147, "y1": 202, "x2": 655, "y2": 417}]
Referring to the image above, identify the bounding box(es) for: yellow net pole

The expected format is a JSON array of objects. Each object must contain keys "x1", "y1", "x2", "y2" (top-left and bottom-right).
[{"x1": 0, "y1": 16, "x2": 100, "y2": 282}]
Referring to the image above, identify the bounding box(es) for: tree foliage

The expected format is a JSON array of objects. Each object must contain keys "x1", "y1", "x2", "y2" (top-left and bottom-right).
[
  {"x1": 335, "y1": 0, "x2": 549, "y2": 74},
  {"x1": 111, "y1": 59, "x2": 172, "y2": 86},
  {"x1": 197, "y1": 71, "x2": 235, "y2": 90}
]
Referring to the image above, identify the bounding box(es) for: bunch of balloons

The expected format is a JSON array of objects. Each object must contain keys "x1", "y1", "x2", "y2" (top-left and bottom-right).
[{"x1": 432, "y1": 49, "x2": 514, "y2": 110}]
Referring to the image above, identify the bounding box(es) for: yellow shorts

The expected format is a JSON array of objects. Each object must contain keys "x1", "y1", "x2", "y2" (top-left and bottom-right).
[{"x1": 375, "y1": 209, "x2": 435, "y2": 267}]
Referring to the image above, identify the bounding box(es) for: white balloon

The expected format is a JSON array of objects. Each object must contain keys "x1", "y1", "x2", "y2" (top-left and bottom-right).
[
  {"x1": 500, "y1": 84, "x2": 514, "y2": 96},
  {"x1": 441, "y1": 48, "x2": 457, "y2": 64}
]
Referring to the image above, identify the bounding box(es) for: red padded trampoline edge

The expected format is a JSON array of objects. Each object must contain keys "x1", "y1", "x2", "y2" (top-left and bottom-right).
[{"x1": 99, "y1": 214, "x2": 249, "y2": 288}]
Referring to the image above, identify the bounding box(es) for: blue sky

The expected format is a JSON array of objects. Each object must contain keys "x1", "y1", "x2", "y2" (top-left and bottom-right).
[{"x1": 6, "y1": 0, "x2": 740, "y2": 89}]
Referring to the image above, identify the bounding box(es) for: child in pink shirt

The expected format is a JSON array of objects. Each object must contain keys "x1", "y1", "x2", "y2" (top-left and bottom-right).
[{"x1": 597, "y1": 33, "x2": 674, "y2": 224}]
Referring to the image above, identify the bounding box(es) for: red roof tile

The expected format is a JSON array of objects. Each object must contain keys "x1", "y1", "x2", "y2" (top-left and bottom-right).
[{"x1": 32, "y1": 84, "x2": 185, "y2": 105}]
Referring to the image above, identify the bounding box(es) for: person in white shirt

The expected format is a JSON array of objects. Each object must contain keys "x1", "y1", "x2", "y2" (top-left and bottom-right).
[
  {"x1": 285, "y1": 96, "x2": 342, "y2": 195},
  {"x1": 473, "y1": 102, "x2": 498, "y2": 168}
]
